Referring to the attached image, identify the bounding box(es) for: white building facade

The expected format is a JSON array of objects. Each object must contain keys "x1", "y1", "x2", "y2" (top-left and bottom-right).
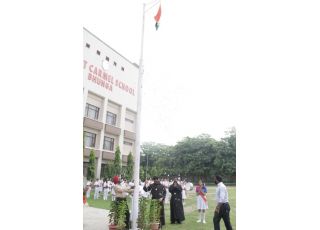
[{"x1": 83, "y1": 28, "x2": 139, "y2": 179}]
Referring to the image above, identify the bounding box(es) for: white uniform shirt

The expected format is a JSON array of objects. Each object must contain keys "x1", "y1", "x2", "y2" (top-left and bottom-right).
[
  {"x1": 114, "y1": 183, "x2": 133, "y2": 198},
  {"x1": 215, "y1": 182, "x2": 229, "y2": 204}
]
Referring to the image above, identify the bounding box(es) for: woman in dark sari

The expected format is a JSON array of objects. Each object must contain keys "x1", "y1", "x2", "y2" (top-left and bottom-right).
[{"x1": 169, "y1": 180, "x2": 185, "y2": 224}]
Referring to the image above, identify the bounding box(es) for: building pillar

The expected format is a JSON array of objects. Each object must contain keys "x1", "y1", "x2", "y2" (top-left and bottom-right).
[{"x1": 96, "y1": 97, "x2": 108, "y2": 179}]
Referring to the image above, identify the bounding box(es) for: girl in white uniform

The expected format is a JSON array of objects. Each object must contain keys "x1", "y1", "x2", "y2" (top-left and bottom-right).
[{"x1": 196, "y1": 180, "x2": 208, "y2": 223}]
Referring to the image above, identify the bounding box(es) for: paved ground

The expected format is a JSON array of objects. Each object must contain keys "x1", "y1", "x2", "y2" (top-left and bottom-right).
[{"x1": 83, "y1": 205, "x2": 109, "y2": 230}]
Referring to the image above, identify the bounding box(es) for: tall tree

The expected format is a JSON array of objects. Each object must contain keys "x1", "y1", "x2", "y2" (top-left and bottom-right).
[
  {"x1": 140, "y1": 129, "x2": 236, "y2": 183},
  {"x1": 113, "y1": 146, "x2": 122, "y2": 176},
  {"x1": 87, "y1": 149, "x2": 96, "y2": 180},
  {"x1": 126, "y1": 152, "x2": 134, "y2": 181},
  {"x1": 108, "y1": 164, "x2": 115, "y2": 179}
]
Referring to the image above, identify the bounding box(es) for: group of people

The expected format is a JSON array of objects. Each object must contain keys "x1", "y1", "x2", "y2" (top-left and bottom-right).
[
  {"x1": 84, "y1": 178, "x2": 136, "y2": 202},
  {"x1": 141, "y1": 175, "x2": 233, "y2": 230},
  {"x1": 83, "y1": 175, "x2": 233, "y2": 230},
  {"x1": 194, "y1": 176, "x2": 233, "y2": 230},
  {"x1": 143, "y1": 176, "x2": 186, "y2": 227},
  {"x1": 141, "y1": 178, "x2": 192, "y2": 205},
  {"x1": 84, "y1": 178, "x2": 116, "y2": 201}
]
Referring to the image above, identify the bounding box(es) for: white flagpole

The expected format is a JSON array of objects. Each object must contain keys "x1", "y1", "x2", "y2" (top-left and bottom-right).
[{"x1": 131, "y1": 2, "x2": 146, "y2": 230}]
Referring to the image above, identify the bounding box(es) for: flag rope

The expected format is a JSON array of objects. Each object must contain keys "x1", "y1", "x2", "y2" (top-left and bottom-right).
[{"x1": 145, "y1": 0, "x2": 161, "y2": 12}]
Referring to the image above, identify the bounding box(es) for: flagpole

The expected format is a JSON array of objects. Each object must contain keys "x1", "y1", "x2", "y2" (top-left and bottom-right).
[{"x1": 131, "y1": 2, "x2": 146, "y2": 230}]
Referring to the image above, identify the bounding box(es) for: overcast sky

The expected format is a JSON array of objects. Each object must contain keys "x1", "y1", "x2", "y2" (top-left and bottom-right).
[{"x1": 84, "y1": 0, "x2": 238, "y2": 145}]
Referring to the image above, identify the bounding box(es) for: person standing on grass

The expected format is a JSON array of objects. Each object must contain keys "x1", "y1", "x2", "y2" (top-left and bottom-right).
[
  {"x1": 143, "y1": 176, "x2": 167, "y2": 227},
  {"x1": 213, "y1": 175, "x2": 233, "y2": 230},
  {"x1": 85, "y1": 180, "x2": 92, "y2": 199},
  {"x1": 164, "y1": 178, "x2": 170, "y2": 204},
  {"x1": 103, "y1": 178, "x2": 109, "y2": 200},
  {"x1": 99, "y1": 178, "x2": 103, "y2": 197},
  {"x1": 93, "y1": 178, "x2": 99, "y2": 200},
  {"x1": 181, "y1": 180, "x2": 187, "y2": 205},
  {"x1": 111, "y1": 180, "x2": 116, "y2": 201},
  {"x1": 83, "y1": 188, "x2": 87, "y2": 205},
  {"x1": 169, "y1": 179, "x2": 185, "y2": 224},
  {"x1": 195, "y1": 180, "x2": 208, "y2": 224}
]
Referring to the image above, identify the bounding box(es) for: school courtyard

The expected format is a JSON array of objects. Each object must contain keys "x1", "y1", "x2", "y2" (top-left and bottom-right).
[{"x1": 84, "y1": 185, "x2": 236, "y2": 230}]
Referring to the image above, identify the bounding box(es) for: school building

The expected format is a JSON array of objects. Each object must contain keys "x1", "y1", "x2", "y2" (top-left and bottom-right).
[{"x1": 83, "y1": 28, "x2": 139, "y2": 179}]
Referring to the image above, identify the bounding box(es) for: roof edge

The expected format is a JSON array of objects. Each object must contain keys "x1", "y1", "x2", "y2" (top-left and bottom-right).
[{"x1": 83, "y1": 27, "x2": 139, "y2": 69}]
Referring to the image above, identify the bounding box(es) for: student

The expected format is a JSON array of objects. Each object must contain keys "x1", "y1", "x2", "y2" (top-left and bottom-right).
[
  {"x1": 85, "y1": 180, "x2": 92, "y2": 199},
  {"x1": 103, "y1": 179, "x2": 109, "y2": 200},
  {"x1": 163, "y1": 179, "x2": 170, "y2": 204},
  {"x1": 181, "y1": 181, "x2": 187, "y2": 205},
  {"x1": 93, "y1": 178, "x2": 99, "y2": 200},
  {"x1": 213, "y1": 175, "x2": 233, "y2": 230},
  {"x1": 195, "y1": 180, "x2": 208, "y2": 223}
]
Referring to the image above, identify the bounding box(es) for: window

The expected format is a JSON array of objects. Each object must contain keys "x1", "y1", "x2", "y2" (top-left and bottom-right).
[
  {"x1": 106, "y1": 111, "x2": 117, "y2": 126},
  {"x1": 125, "y1": 118, "x2": 134, "y2": 124},
  {"x1": 96, "y1": 50, "x2": 101, "y2": 55},
  {"x1": 85, "y1": 103, "x2": 100, "y2": 120},
  {"x1": 124, "y1": 141, "x2": 133, "y2": 146},
  {"x1": 113, "y1": 61, "x2": 117, "y2": 67},
  {"x1": 86, "y1": 43, "x2": 90, "y2": 48},
  {"x1": 121, "y1": 66, "x2": 125, "y2": 71},
  {"x1": 105, "y1": 56, "x2": 109, "y2": 61},
  {"x1": 103, "y1": 136, "x2": 114, "y2": 151},
  {"x1": 84, "y1": 132, "x2": 96, "y2": 147}
]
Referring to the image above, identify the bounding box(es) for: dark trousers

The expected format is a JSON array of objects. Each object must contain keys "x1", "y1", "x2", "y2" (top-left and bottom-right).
[
  {"x1": 213, "y1": 203, "x2": 233, "y2": 230},
  {"x1": 159, "y1": 201, "x2": 165, "y2": 227}
]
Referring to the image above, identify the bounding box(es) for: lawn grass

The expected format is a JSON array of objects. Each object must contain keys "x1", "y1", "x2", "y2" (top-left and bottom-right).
[{"x1": 86, "y1": 186, "x2": 236, "y2": 230}]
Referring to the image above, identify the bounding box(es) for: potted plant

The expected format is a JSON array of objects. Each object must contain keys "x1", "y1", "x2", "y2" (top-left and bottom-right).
[
  {"x1": 108, "y1": 200, "x2": 118, "y2": 230},
  {"x1": 108, "y1": 201, "x2": 128, "y2": 230},
  {"x1": 149, "y1": 199, "x2": 161, "y2": 230},
  {"x1": 108, "y1": 200, "x2": 128, "y2": 230},
  {"x1": 137, "y1": 197, "x2": 150, "y2": 230},
  {"x1": 116, "y1": 201, "x2": 127, "y2": 230}
]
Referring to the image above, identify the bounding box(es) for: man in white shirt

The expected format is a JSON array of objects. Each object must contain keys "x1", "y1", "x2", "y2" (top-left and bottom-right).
[{"x1": 213, "y1": 175, "x2": 233, "y2": 230}]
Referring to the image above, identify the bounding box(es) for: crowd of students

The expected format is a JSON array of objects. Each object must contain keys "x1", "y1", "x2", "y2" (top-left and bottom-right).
[
  {"x1": 84, "y1": 177, "x2": 193, "y2": 203},
  {"x1": 83, "y1": 175, "x2": 232, "y2": 230}
]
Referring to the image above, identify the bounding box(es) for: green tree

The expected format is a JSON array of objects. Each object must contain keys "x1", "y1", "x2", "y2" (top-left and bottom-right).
[
  {"x1": 140, "y1": 129, "x2": 236, "y2": 183},
  {"x1": 141, "y1": 142, "x2": 173, "y2": 176},
  {"x1": 220, "y1": 127, "x2": 236, "y2": 182},
  {"x1": 113, "y1": 146, "x2": 122, "y2": 176},
  {"x1": 87, "y1": 149, "x2": 96, "y2": 180},
  {"x1": 171, "y1": 134, "x2": 217, "y2": 182},
  {"x1": 126, "y1": 152, "x2": 134, "y2": 181},
  {"x1": 108, "y1": 164, "x2": 115, "y2": 179},
  {"x1": 101, "y1": 164, "x2": 114, "y2": 179}
]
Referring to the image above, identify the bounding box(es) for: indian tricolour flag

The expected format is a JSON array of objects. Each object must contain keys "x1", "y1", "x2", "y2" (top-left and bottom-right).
[{"x1": 154, "y1": 4, "x2": 161, "y2": 30}]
